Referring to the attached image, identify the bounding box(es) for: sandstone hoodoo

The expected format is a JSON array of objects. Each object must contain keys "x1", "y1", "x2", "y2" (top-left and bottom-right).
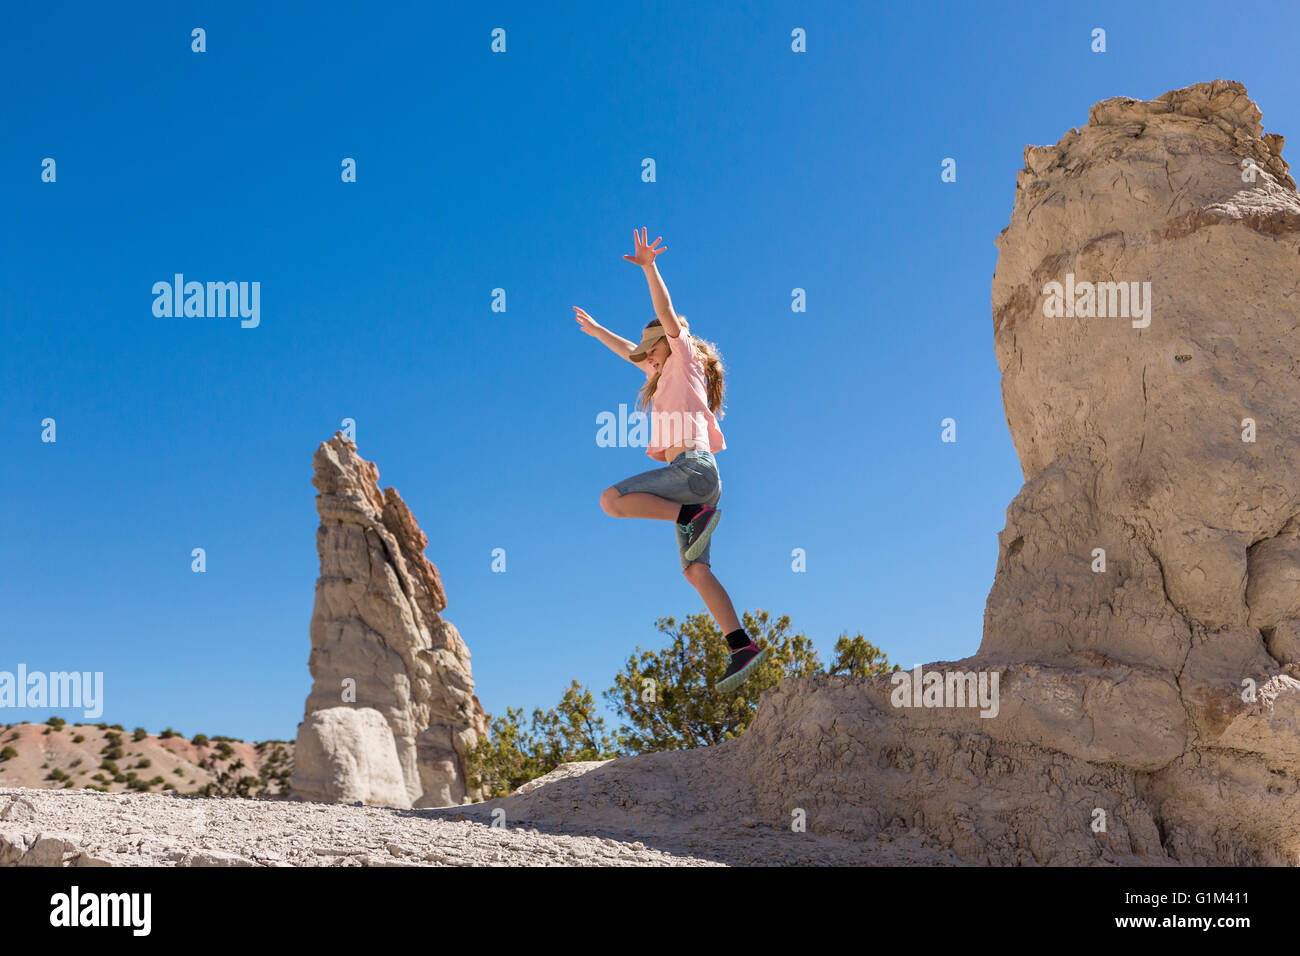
[
  {"x1": 441, "y1": 81, "x2": 1300, "y2": 865},
  {"x1": 290, "y1": 433, "x2": 490, "y2": 809}
]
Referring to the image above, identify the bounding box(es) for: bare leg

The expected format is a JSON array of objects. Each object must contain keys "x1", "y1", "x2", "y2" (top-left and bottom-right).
[
  {"x1": 600, "y1": 487, "x2": 681, "y2": 521},
  {"x1": 683, "y1": 563, "x2": 742, "y2": 635}
]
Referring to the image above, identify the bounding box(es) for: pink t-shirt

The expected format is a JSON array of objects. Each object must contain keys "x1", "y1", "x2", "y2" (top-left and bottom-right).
[{"x1": 645, "y1": 329, "x2": 726, "y2": 461}]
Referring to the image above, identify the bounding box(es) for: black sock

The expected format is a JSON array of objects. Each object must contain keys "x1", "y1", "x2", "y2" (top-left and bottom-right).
[
  {"x1": 725, "y1": 628, "x2": 752, "y2": 651},
  {"x1": 678, "y1": 503, "x2": 703, "y2": 524}
]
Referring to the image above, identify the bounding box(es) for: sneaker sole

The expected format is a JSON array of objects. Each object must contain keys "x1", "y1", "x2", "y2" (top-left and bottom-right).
[
  {"x1": 683, "y1": 509, "x2": 721, "y2": 562},
  {"x1": 716, "y1": 647, "x2": 769, "y2": 693}
]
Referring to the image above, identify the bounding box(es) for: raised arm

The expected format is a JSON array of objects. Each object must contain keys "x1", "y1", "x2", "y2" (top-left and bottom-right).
[
  {"x1": 623, "y1": 227, "x2": 682, "y2": 337},
  {"x1": 573, "y1": 306, "x2": 652, "y2": 371}
]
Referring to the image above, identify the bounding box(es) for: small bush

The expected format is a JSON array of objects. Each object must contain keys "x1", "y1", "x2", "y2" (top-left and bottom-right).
[
  {"x1": 0, "y1": 746, "x2": 16, "y2": 761},
  {"x1": 109, "y1": 724, "x2": 123, "y2": 731},
  {"x1": 72, "y1": 734, "x2": 85, "y2": 743},
  {"x1": 159, "y1": 728, "x2": 176, "y2": 739},
  {"x1": 46, "y1": 716, "x2": 66, "y2": 731},
  {"x1": 132, "y1": 727, "x2": 147, "y2": 742},
  {"x1": 135, "y1": 759, "x2": 151, "y2": 769},
  {"x1": 95, "y1": 722, "x2": 108, "y2": 730},
  {"x1": 45, "y1": 768, "x2": 70, "y2": 782},
  {"x1": 191, "y1": 734, "x2": 209, "y2": 747}
]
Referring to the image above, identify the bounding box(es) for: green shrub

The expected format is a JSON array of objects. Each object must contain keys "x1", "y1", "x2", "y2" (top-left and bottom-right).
[
  {"x1": 45, "y1": 768, "x2": 69, "y2": 782},
  {"x1": 191, "y1": 734, "x2": 209, "y2": 747},
  {"x1": 46, "y1": 716, "x2": 66, "y2": 731},
  {"x1": 159, "y1": 728, "x2": 176, "y2": 739},
  {"x1": 72, "y1": 734, "x2": 85, "y2": 743},
  {"x1": 95, "y1": 722, "x2": 108, "y2": 730},
  {"x1": 0, "y1": 746, "x2": 16, "y2": 761},
  {"x1": 135, "y1": 758, "x2": 151, "y2": 769},
  {"x1": 109, "y1": 724, "x2": 123, "y2": 731},
  {"x1": 132, "y1": 727, "x2": 147, "y2": 741}
]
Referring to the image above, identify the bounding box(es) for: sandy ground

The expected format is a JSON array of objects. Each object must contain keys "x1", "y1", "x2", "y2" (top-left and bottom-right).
[{"x1": 0, "y1": 785, "x2": 960, "y2": 867}]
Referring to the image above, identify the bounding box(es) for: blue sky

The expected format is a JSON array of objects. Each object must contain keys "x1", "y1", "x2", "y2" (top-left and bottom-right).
[{"x1": 3, "y1": 0, "x2": 1298, "y2": 743}]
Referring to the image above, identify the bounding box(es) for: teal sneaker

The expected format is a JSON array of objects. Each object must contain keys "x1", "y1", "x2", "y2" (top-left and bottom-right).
[
  {"x1": 680, "y1": 505, "x2": 721, "y2": 562},
  {"x1": 716, "y1": 642, "x2": 769, "y2": 693}
]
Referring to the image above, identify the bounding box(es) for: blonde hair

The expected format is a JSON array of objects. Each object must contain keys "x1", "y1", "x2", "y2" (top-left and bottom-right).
[{"x1": 636, "y1": 316, "x2": 726, "y2": 419}]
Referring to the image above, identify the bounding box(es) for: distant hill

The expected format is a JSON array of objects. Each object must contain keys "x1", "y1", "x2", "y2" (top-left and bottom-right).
[{"x1": 0, "y1": 720, "x2": 292, "y2": 797}]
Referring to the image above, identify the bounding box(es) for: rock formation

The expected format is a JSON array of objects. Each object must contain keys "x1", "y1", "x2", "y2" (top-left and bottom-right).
[
  {"x1": 290, "y1": 434, "x2": 490, "y2": 809},
  {"x1": 445, "y1": 81, "x2": 1300, "y2": 865}
]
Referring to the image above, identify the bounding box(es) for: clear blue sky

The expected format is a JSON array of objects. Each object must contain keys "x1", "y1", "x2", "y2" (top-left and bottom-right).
[{"x1": 3, "y1": 0, "x2": 1298, "y2": 742}]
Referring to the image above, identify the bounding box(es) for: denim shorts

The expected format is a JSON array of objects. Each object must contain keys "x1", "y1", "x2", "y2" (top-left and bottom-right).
[{"x1": 613, "y1": 450, "x2": 722, "y2": 570}]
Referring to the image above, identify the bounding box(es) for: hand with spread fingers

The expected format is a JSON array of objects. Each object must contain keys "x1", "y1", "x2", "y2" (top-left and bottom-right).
[{"x1": 623, "y1": 226, "x2": 667, "y2": 267}]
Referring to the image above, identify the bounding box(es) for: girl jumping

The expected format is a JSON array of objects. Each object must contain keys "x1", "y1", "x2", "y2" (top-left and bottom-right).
[{"x1": 573, "y1": 226, "x2": 769, "y2": 693}]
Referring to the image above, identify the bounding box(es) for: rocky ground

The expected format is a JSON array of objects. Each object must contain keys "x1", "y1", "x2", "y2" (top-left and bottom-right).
[{"x1": 0, "y1": 784, "x2": 958, "y2": 866}]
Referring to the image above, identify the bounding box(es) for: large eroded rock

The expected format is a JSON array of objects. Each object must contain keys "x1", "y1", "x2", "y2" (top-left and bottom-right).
[
  {"x1": 290, "y1": 434, "x2": 490, "y2": 808},
  {"x1": 445, "y1": 81, "x2": 1300, "y2": 865}
]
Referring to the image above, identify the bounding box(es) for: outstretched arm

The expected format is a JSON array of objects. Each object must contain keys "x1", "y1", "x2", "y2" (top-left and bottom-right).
[
  {"x1": 573, "y1": 306, "x2": 651, "y2": 371},
  {"x1": 623, "y1": 227, "x2": 682, "y2": 337}
]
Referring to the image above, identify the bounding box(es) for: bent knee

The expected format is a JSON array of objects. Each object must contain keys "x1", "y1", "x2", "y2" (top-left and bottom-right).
[
  {"x1": 683, "y1": 561, "x2": 711, "y2": 584},
  {"x1": 600, "y1": 486, "x2": 622, "y2": 515}
]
